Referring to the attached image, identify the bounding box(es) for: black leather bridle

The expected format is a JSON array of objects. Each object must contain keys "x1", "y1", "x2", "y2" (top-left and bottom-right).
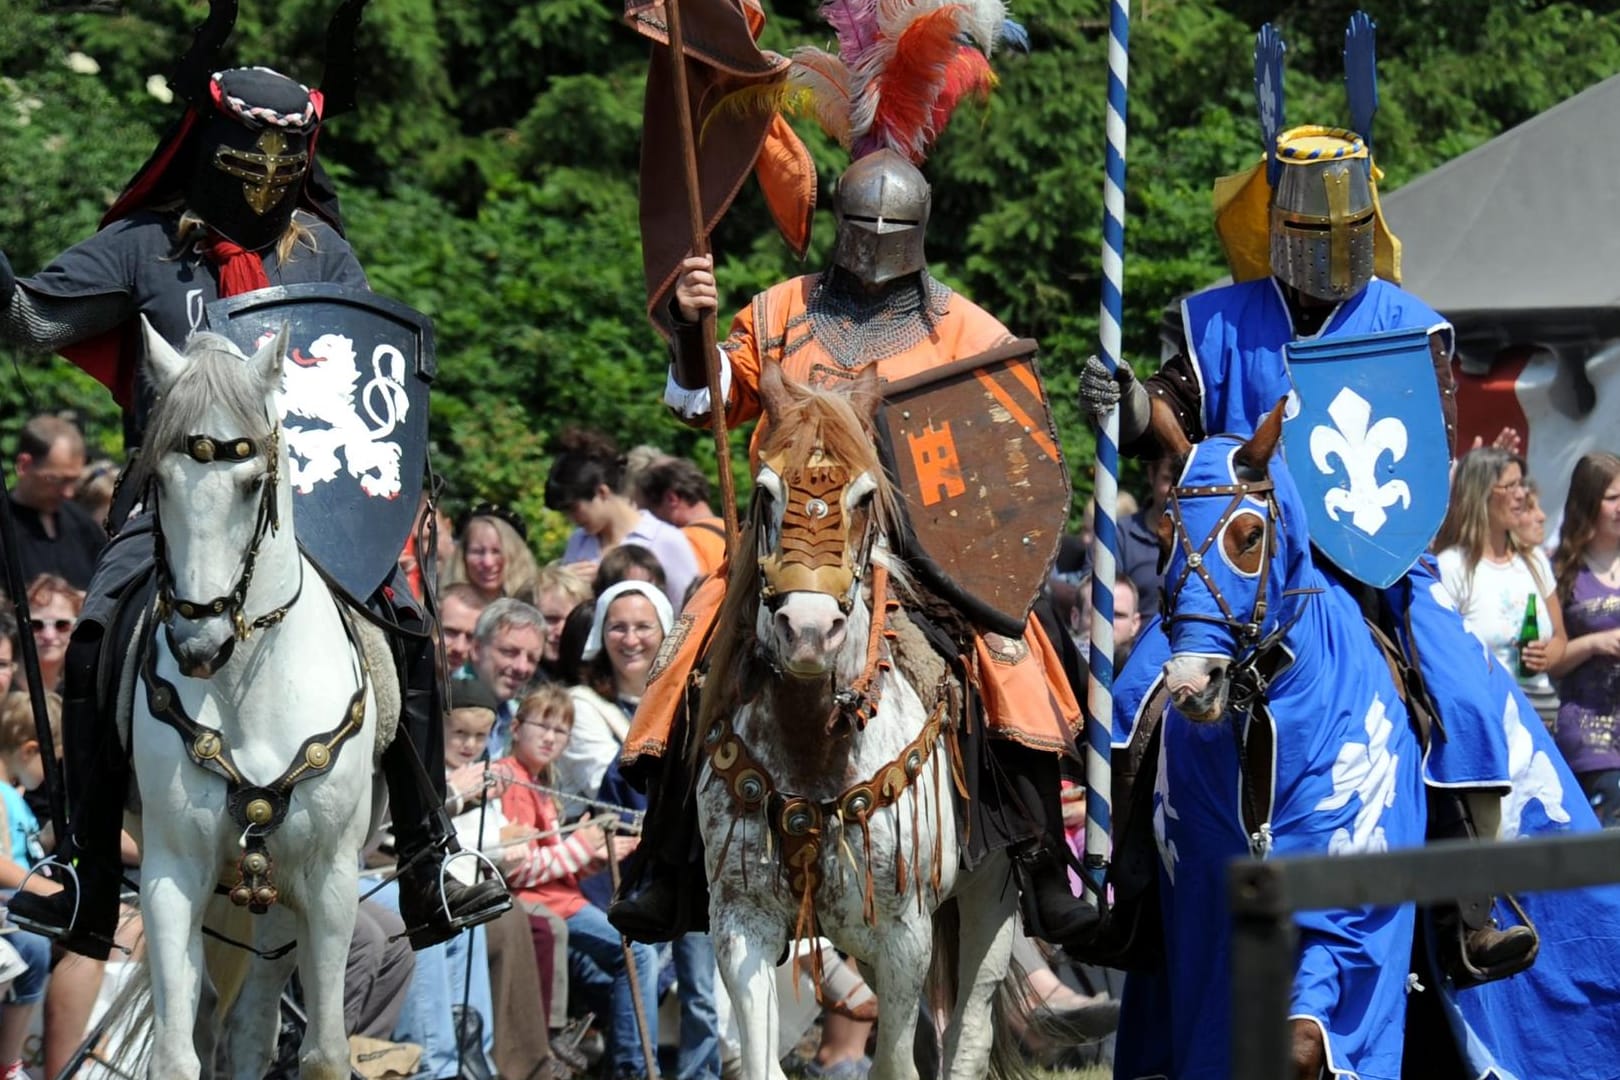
[{"x1": 152, "y1": 426, "x2": 303, "y2": 642}]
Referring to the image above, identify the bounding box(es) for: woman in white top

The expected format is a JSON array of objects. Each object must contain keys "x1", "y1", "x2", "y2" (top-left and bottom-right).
[
  {"x1": 555, "y1": 581, "x2": 673, "y2": 801},
  {"x1": 1434, "y1": 448, "x2": 1567, "y2": 727}
]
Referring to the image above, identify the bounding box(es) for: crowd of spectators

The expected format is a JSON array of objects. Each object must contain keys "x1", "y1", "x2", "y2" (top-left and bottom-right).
[{"x1": 7, "y1": 402, "x2": 1619, "y2": 1079}]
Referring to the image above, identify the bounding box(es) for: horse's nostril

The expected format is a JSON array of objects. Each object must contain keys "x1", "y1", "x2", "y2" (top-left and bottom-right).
[
  {"x1": 774, "y1": 610, "x2": 794, "y2": 642},
  {"x1": 829, "y1": 616, "x2": 847, "y2": 639}
]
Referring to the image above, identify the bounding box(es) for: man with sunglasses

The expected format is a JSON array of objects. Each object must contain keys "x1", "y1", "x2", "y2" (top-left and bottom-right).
[{"x1": 6, "y1": 415, "x2": 104, "y2": 592}]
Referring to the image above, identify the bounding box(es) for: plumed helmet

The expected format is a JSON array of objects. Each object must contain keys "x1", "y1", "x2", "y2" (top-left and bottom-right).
[
  {"x1": 1268, "y1": 127, "x2": 1377, "y2": 302},
  {"x1": 832, "y1": 150, "x2": 931, "y2": 288}
]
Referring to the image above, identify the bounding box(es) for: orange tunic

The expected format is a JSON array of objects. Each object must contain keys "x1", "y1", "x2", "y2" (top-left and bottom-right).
[{"x1": 625, "y1": 275, "x2": 1080, "y2": 765}]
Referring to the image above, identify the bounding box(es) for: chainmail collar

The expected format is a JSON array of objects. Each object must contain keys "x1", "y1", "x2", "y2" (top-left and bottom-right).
[{"x1": 780, "y1": 270, "x2": 953, "y2": 369}]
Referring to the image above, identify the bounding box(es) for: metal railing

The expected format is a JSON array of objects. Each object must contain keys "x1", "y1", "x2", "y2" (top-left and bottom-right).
[{"x1": 1228, "y1": 828, "x2": 1620, "y2": 1078}]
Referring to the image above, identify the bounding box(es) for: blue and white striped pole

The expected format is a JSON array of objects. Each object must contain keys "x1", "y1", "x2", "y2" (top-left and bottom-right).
[{"x1": 1084, "y1": 0, "x2": 1130, "y2": 898}]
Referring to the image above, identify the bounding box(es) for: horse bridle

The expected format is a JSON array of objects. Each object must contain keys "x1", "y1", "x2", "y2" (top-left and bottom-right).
[
  {"x1": 152, "y1": 425, "x2": 303, "y2": 641},
  {"x1": 755, "y1": 459, "x2": 877, "y2": 618},
  {"x1": 1161, "y1": 475, "x2": 1280, "y2": 651},
  {"x1": 752, "y1": 457, "x2": 886, "y2": 730},
  {"x1": 1163, "y1": 472, "x2": 1321, "y2": 859}
]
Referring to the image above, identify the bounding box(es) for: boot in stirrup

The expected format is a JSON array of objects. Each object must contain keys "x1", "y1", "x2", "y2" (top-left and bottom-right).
[{"x1": 394, "y1": 842, "x2": 512, "y2": 950}]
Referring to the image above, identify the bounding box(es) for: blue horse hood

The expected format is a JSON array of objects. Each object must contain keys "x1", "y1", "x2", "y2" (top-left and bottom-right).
[{"x1": 1161, "y1": 436, "x2": 1314, "y2": 661}]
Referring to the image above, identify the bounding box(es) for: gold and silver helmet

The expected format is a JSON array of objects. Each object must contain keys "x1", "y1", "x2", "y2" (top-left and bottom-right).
[
  {"x1": 1268, "y1": 127, "x2": 1377, "y2": 302},
  {"x1": 832, "y1": 150, "x2": 931, "y2": 288}
]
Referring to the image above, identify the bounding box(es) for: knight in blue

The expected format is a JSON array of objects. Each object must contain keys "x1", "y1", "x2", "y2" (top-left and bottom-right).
[
  {"x1": 1082, "y1": 14, "x2": 1620, "y2": 1078},
  {"x1": 1082, "y1": 41, "x2": 1535, "y2": 981},
  {"x1": 0, "y1": 1, "x2": 510, "y2": 957}
]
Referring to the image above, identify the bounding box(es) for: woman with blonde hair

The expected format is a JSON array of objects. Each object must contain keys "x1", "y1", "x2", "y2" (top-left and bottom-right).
[
  {"x1": 1434, "y1": 448, "x2": 1567, "y2": 726},
  {"x1": 533, "y1": 563, "x2": 592, "y2": 681},
  {"x1": 1546, "y1": 452, "x2": 1620, "y2": 822},
  {"x1": 444, "y1": 503, "x2": 539, "y2": 605}
]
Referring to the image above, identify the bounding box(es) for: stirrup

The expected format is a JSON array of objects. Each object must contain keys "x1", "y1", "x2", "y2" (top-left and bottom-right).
[
  {"x1": 1447, "y1": 894, "x2": 1539, "y2": 989},
  {"x1": 393, "y1": 848, "x2": 511, "y2": 948},
  {"x1": 6, "y1": 857, "x2": 128, "y2": 959}
]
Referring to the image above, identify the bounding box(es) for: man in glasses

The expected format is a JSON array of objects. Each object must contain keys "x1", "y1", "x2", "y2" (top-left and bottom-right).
[{"x1": 6, "y1": 415, "x2": 104, "y2": 591}]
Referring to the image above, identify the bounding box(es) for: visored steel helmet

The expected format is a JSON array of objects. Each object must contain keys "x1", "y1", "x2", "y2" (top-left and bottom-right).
[
  {"x1": 185, "y1": 67, "x2": 318, "y2": 251},
  {"x1": 1268, "y1": 127, "x2": 1377, "y2": 302},
  {"x1": 832, "y1": 149, "x2": 931, "y2": 287}
]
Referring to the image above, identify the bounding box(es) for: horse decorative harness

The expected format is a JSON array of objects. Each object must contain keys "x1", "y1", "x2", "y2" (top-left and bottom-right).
[
  {"x1": 1162, "y1": 471, "x2": 1314, "y2": 857},
  {"x1": 143, "y1": 425, "x2": 369, "y2": 913},
  {"x1": 705, "y1": 451, "x2": 966, "y2": 958}
]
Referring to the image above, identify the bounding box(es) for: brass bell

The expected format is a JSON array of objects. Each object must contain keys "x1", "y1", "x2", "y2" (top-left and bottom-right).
[
  {"x1": 254, "y1": 885, "x2": 278, "y2": 908},
  {"x1": 229, "y1": 884, "x2": 253, "y2": 907}
]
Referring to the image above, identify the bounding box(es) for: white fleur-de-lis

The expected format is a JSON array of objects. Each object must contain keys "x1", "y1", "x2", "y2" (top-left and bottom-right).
[
  {"x1": 1153, "y1": 726, "x2": 1181, "y2": 885},
  {"x1": 1498, "y1": 692, "x2": 1570, "y2": 840},
  {"x1": 1258, "y1": 71, "x2": 1278, "y2": 133},
  {"x1": 1309, "y1": 388, "x2": 1411, "y2": 536},
  {"x1": 1316, "y1": 695, "x2": 1399, "y2": 854}
]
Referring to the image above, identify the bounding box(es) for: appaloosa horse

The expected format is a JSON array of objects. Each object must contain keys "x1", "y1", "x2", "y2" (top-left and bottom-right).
[{"x1": 694, "y1": 360, "x2": 1018, "y2": 1080}]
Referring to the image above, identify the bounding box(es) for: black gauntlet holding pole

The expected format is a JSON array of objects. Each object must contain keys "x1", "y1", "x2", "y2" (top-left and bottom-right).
[{"x1": 668, "y1": 301, "x2": 713, "y2": 394}]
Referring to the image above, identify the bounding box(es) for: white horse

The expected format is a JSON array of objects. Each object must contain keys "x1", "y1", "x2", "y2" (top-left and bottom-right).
[
  {"x1": 125, "y1": 318, "x2": 391, "y2": 1079},
  {"x1": 694, "y1": 361, "x2": 1017, "y2": 1080}
]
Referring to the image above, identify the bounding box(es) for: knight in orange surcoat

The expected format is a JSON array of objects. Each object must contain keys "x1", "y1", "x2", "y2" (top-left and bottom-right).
[{"x1": 610, "y1": 151, "x2": 1096, "y2": 947}]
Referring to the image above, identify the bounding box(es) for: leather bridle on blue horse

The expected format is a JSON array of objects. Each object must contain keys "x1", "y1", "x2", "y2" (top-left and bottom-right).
[{"x1": 1161, "y1": 469, "x2": 1320, "y2": 857}]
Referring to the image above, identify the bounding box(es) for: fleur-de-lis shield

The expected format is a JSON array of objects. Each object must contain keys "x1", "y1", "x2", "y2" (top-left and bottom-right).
[{"x1": 1282, "y1": 327, "x2": 1450, "y2": 588}]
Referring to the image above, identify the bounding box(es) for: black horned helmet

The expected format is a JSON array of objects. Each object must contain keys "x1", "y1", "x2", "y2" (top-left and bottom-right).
[{"x1": 106, "y1": 0, "x2": 370, "y2": 251}]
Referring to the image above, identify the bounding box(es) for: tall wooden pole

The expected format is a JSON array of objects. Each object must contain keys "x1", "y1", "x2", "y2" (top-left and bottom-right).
[{"x1": 664, "y1": 0, "x2": 741, "y2": 541}]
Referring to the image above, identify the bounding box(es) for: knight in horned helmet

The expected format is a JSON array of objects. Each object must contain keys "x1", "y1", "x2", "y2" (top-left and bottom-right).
[
  {"x1": 1080, "y1": 12, "x2": 1538, "y2": 987},
  {"x1": 609, "y1": 3, "x2": 1101, "y2": 949},
  {"x1": 0, "y1": 2, "x2": 510, "y2": 957}
]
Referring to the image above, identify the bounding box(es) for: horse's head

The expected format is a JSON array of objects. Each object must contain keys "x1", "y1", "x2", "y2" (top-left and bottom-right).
[
  {"x1": 1157, "y1": 400, "x2": 1307, "y2": 722},
  {"x1": 750, "y1": 359, "x2": 894, "y2": 681},
  {"x1": 137, "y1": 317, "x2": 291, "y2": 678}
]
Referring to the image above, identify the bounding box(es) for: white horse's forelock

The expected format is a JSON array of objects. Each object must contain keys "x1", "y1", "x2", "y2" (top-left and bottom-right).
[{"x1": 132, "y1": 334, "x2": 272, "y2": 491}]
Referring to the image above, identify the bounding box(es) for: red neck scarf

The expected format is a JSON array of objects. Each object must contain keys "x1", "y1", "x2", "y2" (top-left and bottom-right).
[{"x1": 204, "y1": 233, "x2": 272, "y2": 297}]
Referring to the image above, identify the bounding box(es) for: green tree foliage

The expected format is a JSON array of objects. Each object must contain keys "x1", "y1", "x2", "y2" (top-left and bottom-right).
[{"x1": 4, "y1": 1, "x2": 1619, "y2": 556}]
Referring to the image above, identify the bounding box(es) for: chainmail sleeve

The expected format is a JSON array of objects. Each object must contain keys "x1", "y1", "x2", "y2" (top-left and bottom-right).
[{"x1": 1, "y1": 285, "x2": 132, "y2": 351}]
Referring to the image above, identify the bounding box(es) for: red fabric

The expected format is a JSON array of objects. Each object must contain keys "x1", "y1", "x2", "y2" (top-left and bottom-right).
[
  {"x1": 496, "y1": 756, "x2": 592, "y2": 918},
  {"x1": 205, "y1": 234, "x2": 272, "y2": 297},
  {"x1": 60, "y1": 334, "x2": 132, "y2": 408},
  {"x1": 1452, "y1": 349, "x2": 1532, "y2": 459}
]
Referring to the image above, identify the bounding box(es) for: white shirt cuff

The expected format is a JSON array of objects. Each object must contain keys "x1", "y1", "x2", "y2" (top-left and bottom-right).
[{"x1": 663, "y1": 349, "x2": 732, "y2": 419}]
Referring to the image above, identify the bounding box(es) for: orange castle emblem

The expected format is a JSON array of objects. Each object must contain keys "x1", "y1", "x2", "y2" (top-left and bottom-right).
[{"x1": 907, "y1": 421, "x2": 965, "y2": 506}]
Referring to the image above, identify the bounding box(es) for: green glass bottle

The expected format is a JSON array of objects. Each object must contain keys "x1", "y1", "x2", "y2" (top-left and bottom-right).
[{"x1": 1516, "y1": 593, "x2": 1540, "y2": 679}]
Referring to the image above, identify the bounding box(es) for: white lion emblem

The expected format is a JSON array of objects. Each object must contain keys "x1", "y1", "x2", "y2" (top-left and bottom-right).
[{"x1": 270, "y1": 332, "x2": 410, "y2": 498}]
